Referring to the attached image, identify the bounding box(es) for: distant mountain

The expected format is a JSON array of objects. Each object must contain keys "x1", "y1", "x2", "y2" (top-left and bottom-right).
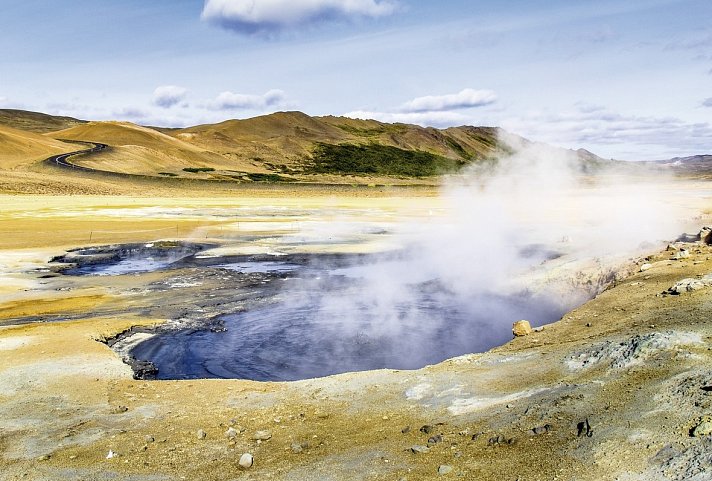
[
  {"x1": 659, "y1": 154, "x2": 712, "y2": 165},
  {"x1": 0, "y1": 109, "x2": 85, "y2": 134},
  {"x1": 643, "y1": 154, "x2": 712, "y2": 175}
]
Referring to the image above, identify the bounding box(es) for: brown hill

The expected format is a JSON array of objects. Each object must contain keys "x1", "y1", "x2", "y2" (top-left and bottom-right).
[
  {"x1": 48, "y1": 121, "x2": 230, "y2": 176},
  {"x1": 0, "y1": 124, "x2": 77, "y2": 168},
  {"x1": 169, "y1": 112, "x2": 510, "y2": 178},
  {"x1": 0, "y1": 109, "x2": 610, "y2": 184},
  {"x1": 0, "y1": 109, "x2": 85, "y2": 134}
]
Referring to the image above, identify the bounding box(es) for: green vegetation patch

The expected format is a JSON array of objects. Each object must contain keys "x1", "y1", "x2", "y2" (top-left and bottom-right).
[
  {"x1": 306, "y1": 143, "x2": 463, "y2": 177},
  {"x1": 245, "y1": 173, "x2": 294, "y2": 182},
  {"x1": 182, "y1": 167, "x2": 215, "y2": 173}
]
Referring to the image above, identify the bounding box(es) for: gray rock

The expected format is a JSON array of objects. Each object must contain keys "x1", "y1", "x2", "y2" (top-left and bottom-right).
[
  {"x1": 410, "y1": 445, "x2": 430, "y2": 454},
  {"x1": 239, "y1": 452, "x2": 253, "y2": 468},
  {"x1": 253, "y1": 430, "x2": 272, "y2": 441},
  {"x1": 225, "y1": 427, "x2": 238, "y2": 438},
  {"x1": 144, "y1": 435, "x2": 155, "y2": 443},
  {"x1": 438, "y1": 465, "x2": 453, "y2": 475},
  {"x1": 428, "y1": 434, "x2": 443, "y2": 444},
  {"x1": 669, "y1": 278, "x2": 708, "y2": 294},
  {"x1": 673, "y1": 249, "x2": 690, "y2": 260},
  {"x1": 529, "y1": 424, "x2": 552, "y2": 435},
  {"x1": 197, "y1": 429, "x2": 207, "y2": 440},
  {"x1": 291, "y1": 442, "x2": 304, "y2": 453},
  {"x1": 420, "y1": 425, "x2": 434, "y2": 434}
]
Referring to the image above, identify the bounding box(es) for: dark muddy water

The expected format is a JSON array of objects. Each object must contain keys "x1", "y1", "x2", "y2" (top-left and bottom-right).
[{"x1": 54, "y1": 242, "x2": 571, "y2": 381}]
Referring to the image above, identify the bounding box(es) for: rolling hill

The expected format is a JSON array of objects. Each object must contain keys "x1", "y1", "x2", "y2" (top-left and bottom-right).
[
  {"x1": 0, "y1": 109, "x2": 612, "y2": 184},
  {"x1": 0, "y1": 124, "x2": 77, "y2": 168}
]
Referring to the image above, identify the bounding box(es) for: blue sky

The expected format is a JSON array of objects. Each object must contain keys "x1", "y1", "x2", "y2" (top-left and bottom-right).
[{"x1": 1, "y1": 0, "x2": 711, "y2": 159}]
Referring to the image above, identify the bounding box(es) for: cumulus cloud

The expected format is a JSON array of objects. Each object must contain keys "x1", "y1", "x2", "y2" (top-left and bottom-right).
[
  {"x1": 344, "y1": 110, "x2": 467, "y2": 127},
  {"x1": 153, "y1": 85, "x2": 188, "y2": 108},
  {"x1": 209, "y1": 89, "x2": 286, "y2": 110},
  {"x1": 201, "y1": 0, "x2": 398, "y2": 34},
  {"x1": 702, "y1": 97, "x2": 712, "y2": 107},
  {"x1": 401, "y1": 88, "x2": 497, "y2": 113},
  {"x1": 343, "y1": 88, "x2": 496, "y2": 127}
]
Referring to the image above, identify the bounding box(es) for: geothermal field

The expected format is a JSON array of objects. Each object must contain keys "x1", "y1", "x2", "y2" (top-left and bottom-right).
[
  {"x1": 2, "y1": 1, "x2": 712, "y2": 480},
  {"x1": 1, "y1": 131, "x2": 712, "y2": 480}
]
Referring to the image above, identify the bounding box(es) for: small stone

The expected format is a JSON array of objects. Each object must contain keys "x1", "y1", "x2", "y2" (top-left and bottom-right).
[
  {"x1": 529, "y1": 424, "x2": 552, "y2": 435},
  {"x1": 253, "y1": 430, "x2": 272, "y2": 441},
  {"x1": 699, "y1": 227, "x2": 712, "y2": 244},
  {"x1": 401, "y1": 426, "x2": 411, "y2": 434},
  {"x1": 238, "y1": 452, "x2": 253, "y2": 468},
  {"x1": 291, "y1": 443, "x2": 304, "y2": 454},
  {"x1": 37, "y1": 455, "x2": 51, "y2": 461},
  {"x1": 673, "y1": 250, "x2": 690, "y2": 260},
  {"x1": 410, "y1": 445, "x2": 430, "y2": 454},
  {"x1": 428, "y1": 434, "x2": 443, "y2": 444},
  {"x1": 512, "y1": 320, "x2": 533, "y2": 337},
  {"x1": 197, "y1": 429, "x2": 207, "y2": 440},
  {"x1": 144, "y1": 435, "x2": 155, "y2": 443},
  {"x1": 225, "y1": 427, "x2": 238, "y2": 438},
  {"x1": 420, "y1": 425, "x2": 434, "y2": 434},
  {"x1": 640, "y1": 263, "x2": 653, "y2": 272},
  {"x1": 585, "y1": 322, "x2": 593, "y2": 327},
  {"x1": 577, "y1": 418, "x2": 593, "y2": 438},
  {"x1": 106, "y1": 450, "x2": 119, "y2": 459},
  {"x1": 488, "y1": 435, "x2": 506, "y2": 445},
  {"x1": 438, "y1": 465, "x2": 453, "y2": 475},
  {"x1": 111, "y1": 406, "x2": 129, "y2": 414}
]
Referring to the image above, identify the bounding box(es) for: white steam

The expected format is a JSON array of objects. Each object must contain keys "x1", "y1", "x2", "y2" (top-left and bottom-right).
[{"x1": 255, "y1": 134, "x2": 690, "y2": 379}]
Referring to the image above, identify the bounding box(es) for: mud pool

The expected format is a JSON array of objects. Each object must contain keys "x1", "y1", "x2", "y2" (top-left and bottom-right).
[{"x1": 50, "y1": 241, "x2": 574, "y2": 382}]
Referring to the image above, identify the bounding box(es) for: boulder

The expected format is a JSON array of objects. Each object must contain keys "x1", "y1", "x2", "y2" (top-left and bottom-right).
[{"x1": 512, "y1": 320, "x2": 533, "y2": 337}]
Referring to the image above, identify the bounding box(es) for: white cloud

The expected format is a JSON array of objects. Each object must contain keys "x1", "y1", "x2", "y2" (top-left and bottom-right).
[
  {"x1": 501, "y1": 104, "x2": 712, "y2": 160},
  {"x1": 209, "y1": 89, "x2": 286, "y2": 110},
  {"x1": 153, "y1": 85, "x2": 188, "y2": 108},
  {"x1": 702, "y1": 97, "x2": 712, "y2": 108},
  {"x1": 342, "y1": 88, "x2": 496, "y2": 127},
  {"x1": 343, "y1": 110, "x2": 468, "y2": 127},
  {"x1": 201, "y1": 0, "x2": 398, "y2": 34},
  {"x1": 112, "y1": 107, "x2": 149, "y2": 120},
  {"x1": 401, "y1": 89, "x2": 497, "y2": 113}
]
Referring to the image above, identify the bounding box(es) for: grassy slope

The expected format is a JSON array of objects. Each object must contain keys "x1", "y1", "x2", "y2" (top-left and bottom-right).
[
  {"x1": 0, "y1": 109, "x2": 85, "y2": 134},
  {"x1": 170, "y1": 112, "x2": 508, "y2": 177}
]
